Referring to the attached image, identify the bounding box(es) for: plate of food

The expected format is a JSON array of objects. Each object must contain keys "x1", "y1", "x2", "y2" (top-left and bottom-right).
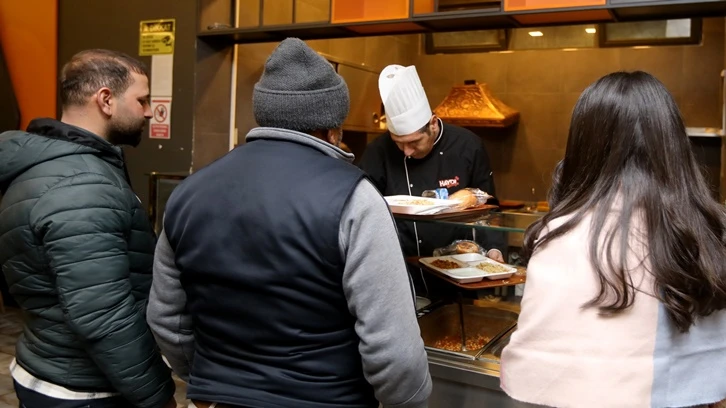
[
  {"x1": 384, "y1": 195, "x2": 461, "y2": 215},
  {"x1": 419, "y1": 256, "x2": 488, "y2": 284},
  {"x1": 420, "y1": 255, "x2": 518, "y2": 282}
]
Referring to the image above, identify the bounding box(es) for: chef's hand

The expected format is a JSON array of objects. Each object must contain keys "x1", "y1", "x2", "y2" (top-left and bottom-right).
[{"x1": 486, "y1": 249, "x2": 504, "y2": 263}]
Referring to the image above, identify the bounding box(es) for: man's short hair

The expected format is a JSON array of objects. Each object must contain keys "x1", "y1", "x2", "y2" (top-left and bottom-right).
[
  {"x1": 60, "y1": 49, "x2": 148, "y2": 108},
  {"x1": 418, "y1": 118, "x2": 433, "y2": 136}
]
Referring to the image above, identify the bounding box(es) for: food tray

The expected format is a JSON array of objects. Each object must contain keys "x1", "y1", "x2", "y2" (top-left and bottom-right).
[
  {"x1": 389, "y1": 203, "x2": 498, "y2": 220},
  {"x1": 479, "y1": 326, "x2": 516, "y2": 362},
  {"x1": 384, "y1": 195, "x2": 460, "y2": 215},
  {"x1": 418, "y1": 303, "x2": 519, "y2": 358},
  {"x1": 418, "y1": 256, "x2": 485, "y2": 284},
  {"x1": 420, "y1": 254, "x2": 517, "y2": 282}
]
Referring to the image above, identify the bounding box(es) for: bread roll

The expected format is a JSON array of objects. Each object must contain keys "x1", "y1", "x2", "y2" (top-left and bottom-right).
[
  {"x1": 449, "y1": 189, "x2": 478, "y2": 209},
  {"x1": 455, "y1": 241, "x2": 480, "y2": 254}
]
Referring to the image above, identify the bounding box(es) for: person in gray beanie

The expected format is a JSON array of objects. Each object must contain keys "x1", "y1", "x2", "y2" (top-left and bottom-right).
[
  {"x1": 253, "y1": 38, "x2": 349, "y2": 132},
  {"x1": 147, "y1": 38, "x2": 432, "y2": 408}
]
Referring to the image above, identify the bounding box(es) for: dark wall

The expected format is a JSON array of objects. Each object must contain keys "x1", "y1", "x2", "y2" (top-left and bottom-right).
[
  {"x1": 58, "y1": 0, "x2": 197, "y2": 206},
  {"x1": 0, "y1": 44, "x2": 20, "y2": 132},
  {"x1": 191, "y1": 1, "x2": 234, "y2": 170},
  {"x1": 691, "y1": 137, "x2": 723, "y2": 200},
  {"x1": 416, "y1": 17, "x2": 726, "y2": 201}
]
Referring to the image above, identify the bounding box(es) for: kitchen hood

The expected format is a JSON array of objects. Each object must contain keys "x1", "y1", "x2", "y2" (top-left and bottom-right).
[{"x1": 434, "y1": 80, "x2": 519, "y2": 128}]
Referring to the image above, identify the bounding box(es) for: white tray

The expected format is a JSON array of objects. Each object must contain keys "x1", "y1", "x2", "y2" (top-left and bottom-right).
[
  {"x1": 419, "y1": 256, "x2": 487, "y2": 283},
  {"x1": 384, "y1": 195, "x2": 460, "y2": 215},
  {"x1": 420, "y1": 255, "x2": 517, "y2": 282}
]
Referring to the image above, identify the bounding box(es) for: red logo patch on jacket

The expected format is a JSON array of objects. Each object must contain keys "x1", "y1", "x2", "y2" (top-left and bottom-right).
[{"x1": 439, "y1": 176, "x2": 459, "y2": 188}]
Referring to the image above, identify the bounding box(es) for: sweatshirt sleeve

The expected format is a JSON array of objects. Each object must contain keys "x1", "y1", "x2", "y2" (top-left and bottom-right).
[
  {"x1": 147, "y1": 230, "x2": 196, "y2": 382},
  {"x1": 339, "y1": 178, "x2": 432, "y2": 408}
]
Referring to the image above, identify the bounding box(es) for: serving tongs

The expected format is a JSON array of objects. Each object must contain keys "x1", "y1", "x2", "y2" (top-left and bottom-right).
[{"x1": 457, "y1": 293, "x2": 467, "y2": 352}]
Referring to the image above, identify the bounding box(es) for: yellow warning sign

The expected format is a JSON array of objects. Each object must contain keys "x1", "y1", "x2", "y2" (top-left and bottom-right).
[{"x1": 139, "y1": 19, "x2": 175, "y2": 56}]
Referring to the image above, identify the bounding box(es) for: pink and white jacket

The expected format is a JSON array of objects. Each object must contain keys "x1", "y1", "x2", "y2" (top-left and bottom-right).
[{"x1": 501, "y1": 213, "x2": 726, "y2": 408}]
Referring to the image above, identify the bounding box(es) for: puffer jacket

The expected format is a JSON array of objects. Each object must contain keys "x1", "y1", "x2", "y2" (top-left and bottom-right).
[{"x1": 0, "y1": 118, "x2": 174, "y2": 407}]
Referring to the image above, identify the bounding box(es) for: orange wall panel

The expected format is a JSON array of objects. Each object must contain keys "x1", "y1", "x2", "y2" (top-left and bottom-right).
[{"x1": 0, "y1": 0, "x2": 58, "y2": 129}]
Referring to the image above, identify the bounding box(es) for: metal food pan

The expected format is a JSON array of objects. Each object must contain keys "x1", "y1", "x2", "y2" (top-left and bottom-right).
[{"x1": 418, "y1": 303, "x2": 518, "y2": 358}]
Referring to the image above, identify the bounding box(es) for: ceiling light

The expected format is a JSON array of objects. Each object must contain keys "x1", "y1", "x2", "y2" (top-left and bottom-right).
[
  {"x1": 528, "y1": 31, "x2": 543, "y2": 37},
  {"x1": 585, "y1": 28, "x2": 597, "y2": 34}
]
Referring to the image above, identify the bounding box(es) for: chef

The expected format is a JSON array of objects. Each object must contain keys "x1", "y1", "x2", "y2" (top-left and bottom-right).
[{"x1": 359, "y1": 64, "x2": 505, "y2": 295}]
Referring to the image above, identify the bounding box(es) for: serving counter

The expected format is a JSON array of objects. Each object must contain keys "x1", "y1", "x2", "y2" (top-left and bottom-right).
[
  {"x1": 397, "y1": 210, "x2": 543, "y2": 407},
  {"x1": 417, "y1": 297, "x2": 532, "y2": 407},
  {"x1": 146, "y1": 174, "x2": 543, "y2": 406}
]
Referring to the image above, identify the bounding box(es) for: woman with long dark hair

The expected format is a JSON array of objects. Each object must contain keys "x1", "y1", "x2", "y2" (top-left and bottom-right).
[{"x1": 500, "y1": 71, "x2": 726, "y2": 407}]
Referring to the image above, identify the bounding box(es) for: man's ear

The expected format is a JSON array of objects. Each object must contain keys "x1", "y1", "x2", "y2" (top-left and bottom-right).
[
  {"x1": 95, "y1": 88, "x2": 113, "y2": 116},
  {"x1": 327, "y1": 128, "x2": 342, "y2": 147}
]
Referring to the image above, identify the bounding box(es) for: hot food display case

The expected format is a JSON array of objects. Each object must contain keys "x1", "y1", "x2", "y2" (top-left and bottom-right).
[
  {"x1": 147, "y1": 174, "x2": 543, "y2": 406},
  {"x1": 393, "y1": 209, "x2": 543, "y2": 408}
]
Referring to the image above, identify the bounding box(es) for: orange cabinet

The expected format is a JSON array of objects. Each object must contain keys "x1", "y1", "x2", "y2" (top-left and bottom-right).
[
  {"x1": 331, "y1": 0, "x2": 410, "y2": 23},
  {"x1": 413, "y1": 0, "x2": 435, "y2": 14},
  {"x1": 504, "y1": 0, "x2": 606, "y2": 12}
]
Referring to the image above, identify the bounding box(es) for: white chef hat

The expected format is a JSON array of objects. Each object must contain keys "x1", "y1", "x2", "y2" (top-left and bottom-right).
[{"x1": 378, "y1": 64, "x2": 432, "y2": 136}]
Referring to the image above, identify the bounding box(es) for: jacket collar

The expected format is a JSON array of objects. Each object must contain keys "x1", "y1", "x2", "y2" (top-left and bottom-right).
[
  {"x1": 26, "y1": 118, "x2": 125, "y2": 168},
  {"x1": 246, "y1": 127, "x2": 355, "y2": 163}
]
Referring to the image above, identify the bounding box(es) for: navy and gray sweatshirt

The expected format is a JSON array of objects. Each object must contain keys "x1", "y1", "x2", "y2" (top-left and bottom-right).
[{"x1": 147, "y1": 127, "x2": 432, "y2": 408}]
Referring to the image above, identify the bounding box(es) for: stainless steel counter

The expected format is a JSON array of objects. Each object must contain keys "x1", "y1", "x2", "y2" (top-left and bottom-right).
[
  {"x1": 418, "y1": 298, "x2": 533, "y2": 407},
  {"x1": 427, "y1": 352, "x2": 536, "y2": 408}
]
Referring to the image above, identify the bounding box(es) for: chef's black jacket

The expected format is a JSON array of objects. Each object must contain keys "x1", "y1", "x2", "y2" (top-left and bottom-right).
[{"x1": 359, "y1": 119, "x2": 504, "y2": 264}]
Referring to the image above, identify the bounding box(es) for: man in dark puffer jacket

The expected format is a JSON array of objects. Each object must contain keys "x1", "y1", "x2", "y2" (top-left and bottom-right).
[{"x1": 0, "y1": 49, "x2": 175, "y2": 408}]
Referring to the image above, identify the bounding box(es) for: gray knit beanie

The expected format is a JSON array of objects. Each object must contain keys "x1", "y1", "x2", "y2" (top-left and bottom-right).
[{"x1": 253, "y1": 38, "x2": 350, "y2": 132}]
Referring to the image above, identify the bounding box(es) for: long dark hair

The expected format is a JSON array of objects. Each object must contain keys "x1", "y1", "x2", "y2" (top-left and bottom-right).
[{"x1": 523, "y1": 71, "x2": 726, "y2": 332}]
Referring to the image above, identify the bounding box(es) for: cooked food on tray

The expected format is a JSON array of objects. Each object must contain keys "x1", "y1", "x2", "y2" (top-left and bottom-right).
[
  {"x1": 448, "y1": 189, "x2": 479, "y2": 209},
  {"x1": 448, "y1": 188, "x2": 491, "y2": 210},
  {"x1": 430, "y1": 259, "x2": 462, "y2": 269},
  {"x1": 432, "y1": 334, "x2": 491, "y2": 352},
  {"x1": 434, "y1": 239, "x2": 484, "y2": 256},
  {"x1": 475, "y1": 262, "x2": 512, "y2": 274},
  {"x1": 455, "y1": 241, "x2": 481, "y2": 254},
  {"x1": 389, "y1": 197, "x2": 437, "y2": 206}
]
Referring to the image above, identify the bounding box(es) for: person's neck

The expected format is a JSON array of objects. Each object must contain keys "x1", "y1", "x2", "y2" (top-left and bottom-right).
[
  {"x1": 60, "y1": 109, "x2": 108, "y2": 141},
  {"x1": 307, "y1": 129, "x2": 338, "y2": 147}
]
